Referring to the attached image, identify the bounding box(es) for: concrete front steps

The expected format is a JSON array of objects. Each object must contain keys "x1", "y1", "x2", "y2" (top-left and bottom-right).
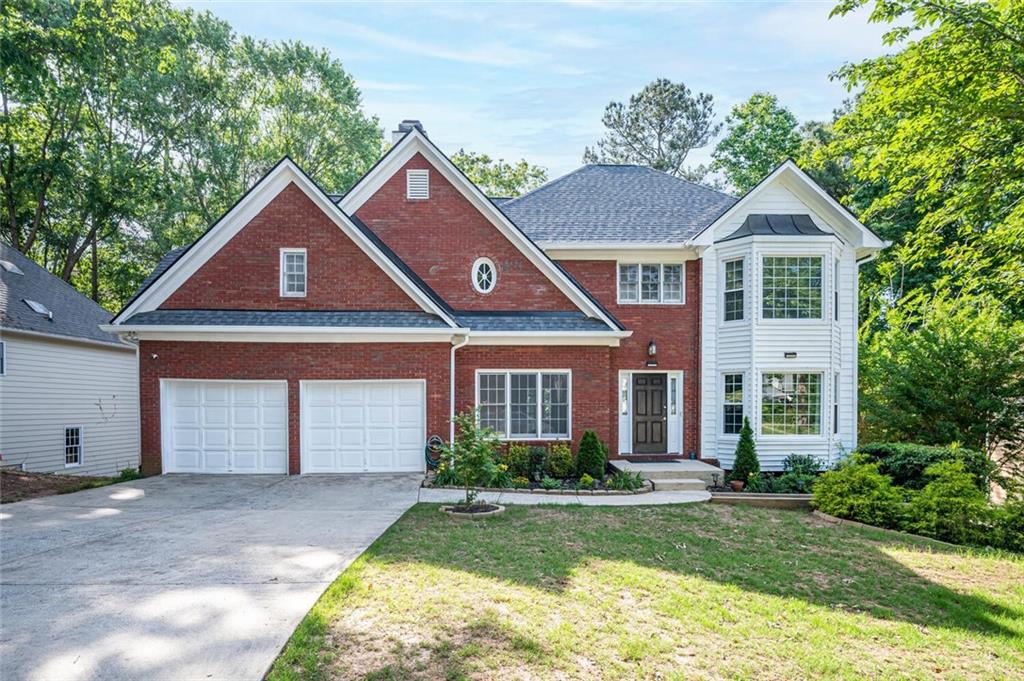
[{"x1": 611, "y1": 459, "x2": 726, "y2": 492}]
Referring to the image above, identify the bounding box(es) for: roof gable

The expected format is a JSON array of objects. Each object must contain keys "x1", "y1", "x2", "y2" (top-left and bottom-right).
[
  {"x1": 113, "y1": 158, "x2": 458, "y2": 327},
  {"x1": 339, "y1": 129, "x2": 623, "y2": 330}
]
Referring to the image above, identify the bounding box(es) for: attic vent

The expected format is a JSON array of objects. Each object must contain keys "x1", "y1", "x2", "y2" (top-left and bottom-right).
[
  {"x1": 406, "y1": 169, "x2": 429, "y2": 200},
  {"x1": 0, "y1": 259, "x2": 24, "y2": 275},
  {"x1": 24, "y1": 298, "x2": 53, "y2": 320}
]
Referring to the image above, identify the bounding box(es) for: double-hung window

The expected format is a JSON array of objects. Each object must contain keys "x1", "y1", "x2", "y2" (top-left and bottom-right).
[
  {"x1": 761, "y1": 373, "x2": 822, "y2": 435},
  {"x1": 64, "y1": 426, "x2": 83, "y2": 467},
  {"x1": 477, "y1": 370, "x2": 570, "y2": 439},
  {"x1": 280, "y1": 248, "x2": 307, "y2": 297},
  {"x1": 762, "y1": 256, "x2": 822, "y2": 319},
  {"x1": 618, "y1": 263, "x2": 684, "y2": 304},
  {"x1": 723, "y1": 259, "x2": 744, "y2": 322},
  {"x1": 723, "y1": 373, "x2": 744, "y2": 434}
]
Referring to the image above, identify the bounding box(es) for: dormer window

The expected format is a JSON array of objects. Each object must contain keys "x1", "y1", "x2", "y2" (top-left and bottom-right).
[
  {"x1": 472, "y1": 257, "x2": 496, "y2": 294},
  {"x1": 280, "y1": 248, "x2": 307, "y2": 297},
  {"x1": 406, "y1": 169, "x2": 429, "y2": 200}
]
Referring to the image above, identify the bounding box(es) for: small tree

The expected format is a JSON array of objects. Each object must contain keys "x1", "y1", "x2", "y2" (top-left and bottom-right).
[
  {"x1": 576, "y1": 430, "x2": 607, "y2": 479},
  {"x1": 730, "y1": 417, "x2": 760, "y2": 482},
  {"x1": 441, "y1": 411, "x2": 502, "y2": 508}
]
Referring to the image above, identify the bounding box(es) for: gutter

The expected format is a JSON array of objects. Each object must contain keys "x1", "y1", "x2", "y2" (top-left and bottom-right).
[
  {"x1": 449, "y1": 333, "x2": 471, "y2": 444},
  {"x1": 2, "y1": 326, "x2": 137, "y2": 352}
]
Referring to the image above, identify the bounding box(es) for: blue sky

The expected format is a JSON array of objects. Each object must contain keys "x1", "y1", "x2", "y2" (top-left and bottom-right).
[{"x1": 180, "y1": 1, "x2": 892, "y2": 177}]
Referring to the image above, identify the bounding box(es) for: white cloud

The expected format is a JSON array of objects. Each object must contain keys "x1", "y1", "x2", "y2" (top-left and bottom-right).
[{"x1": 748, "y1": 2, "x2": 893, "y2": 61}]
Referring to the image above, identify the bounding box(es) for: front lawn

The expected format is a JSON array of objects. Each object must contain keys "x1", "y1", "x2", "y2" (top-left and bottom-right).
[{"x1": 270, "y1": 504, "x2": 1023, "y2": 680}]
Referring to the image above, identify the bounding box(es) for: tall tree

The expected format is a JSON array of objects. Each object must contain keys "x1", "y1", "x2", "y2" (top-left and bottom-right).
[
  {"x1": 711, "y1": 93, "x2": 802, "y2": 193},
  {"x1": 829, "y1": 0, "x2": 1024, "y2": 320},
  {"x1": 450, "y1": 149, "x2": 547, "y2": 197},
  {"x1": 583, "y1": 78, "x2": 719, "y2": 179}
]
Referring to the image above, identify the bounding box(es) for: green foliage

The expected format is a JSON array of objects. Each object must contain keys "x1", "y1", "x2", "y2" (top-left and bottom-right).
[
  {"x1": 449, "y1": 149, "x2": 547, "y2": 197},
  {"x1": 547, "y1": 443, "x2": 574, "y2": 479},
  {"x1": 117, "y1": 467, "x2": 144, "y2": 482},
  {"x1": 527, "y1": 446, "x2": 548, "y2": 482},
  {"x1": 783, "y1": 454, "x2": 823, "y2": 476},
  {"x1": 576, "y1": 431, "x2": 608, "y2": 479},
  {"x1": 992, "y1": 498, "x2": 1024, "y2": 553},
  {"x1": 432, "y1": 459, "x2": 460, "y2": 487},
  {"x1": 774, "y1": 472, "x2": 818, "y2": 494},
  {"x1": 857, "y1": 442, "x2": 992, "y2": 491},
  {"x1": 1, "y1": 0, "x2": 381, "y2": 309},
  {"x1": 583, "y1": 78, "x2": 720, "y2": 180},
  {"x1": 711, "y1": 93, "x2": 802, "y2": 193},
  {"x1": 606, "y1": 471, "x2": 645, "y2": 491},
  {"x1": 578, "y1": 473, "x2": 596, "y2": 490},
  {"x1": 540, "y1": 476, "x2": 561, "y2": 491},
  {"x1": 511, "y1": 476, "x2": 531, "y2": 490},
  {"x1": 729, "y1": 418, "x2": 760, "y2": 482},
  {"x1": 744, "y1": 473, "x2": 773, "y2": 493},
  {"x1": 501, "y1": 443, "x2": 531, "y2": 479},
  {"x1": 812, "y1": 460, "x2": 904, "y2": 527},
  {"x1": 859, "y1": 294, "x2": 1024, "y2": 468},
  {"x1": 440, "y1": 411, "x2": 503, "y2": 505},
  {"x1": 906, "y1": 461, "x2": 991, "y2": 546}
]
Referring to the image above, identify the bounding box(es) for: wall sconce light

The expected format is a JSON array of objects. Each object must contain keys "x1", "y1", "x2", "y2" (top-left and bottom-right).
[{"x1": 646, "y1": 339, "x2": 658, "y2": 367}]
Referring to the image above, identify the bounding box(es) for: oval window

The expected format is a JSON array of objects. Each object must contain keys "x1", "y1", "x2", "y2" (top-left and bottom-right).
[{"x1": 472, "y1": 257, "x2": 496, "y2": 294}]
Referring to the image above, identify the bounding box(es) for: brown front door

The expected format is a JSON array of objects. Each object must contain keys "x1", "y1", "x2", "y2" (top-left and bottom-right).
[{"x1": 632, "y1": 373, "x2": 667, "y2": 454}]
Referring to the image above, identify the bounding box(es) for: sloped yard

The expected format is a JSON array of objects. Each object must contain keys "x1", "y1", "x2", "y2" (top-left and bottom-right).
[{"x1": 270, "y1": 504, "x2": 1023, "y2": 680}]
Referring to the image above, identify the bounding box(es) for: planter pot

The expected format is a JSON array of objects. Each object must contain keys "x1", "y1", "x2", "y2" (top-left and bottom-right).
[
  {"x1": 441, "y1": 504, "x2": 505, "y2": 519},
  {"x1": 729, "y1": 480, "x2": 746, "y2": 492}
]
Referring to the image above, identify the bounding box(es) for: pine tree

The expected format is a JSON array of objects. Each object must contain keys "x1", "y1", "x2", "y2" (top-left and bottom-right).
[
  {"x1": 576, "y1": 430, "x2": 608, "y2": 479},
  {"x1": 730, "y1": 417, "x2": 760, "y2": 482}
]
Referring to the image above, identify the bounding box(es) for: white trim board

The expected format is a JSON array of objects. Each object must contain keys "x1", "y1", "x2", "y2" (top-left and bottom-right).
[
  {"x1": 111, "y1": 158, "x2": 458, "y2": 328},
  {"x1": 339, "y1": 129, "x2": 621, "y2": 332}
]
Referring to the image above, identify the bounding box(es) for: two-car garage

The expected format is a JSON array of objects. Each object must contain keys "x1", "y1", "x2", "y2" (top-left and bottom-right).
[{"x1": 161, "y1": 379, "x2": 426, "y2": 474}]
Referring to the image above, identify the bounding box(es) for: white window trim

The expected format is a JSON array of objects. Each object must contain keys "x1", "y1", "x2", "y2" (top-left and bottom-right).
[
  {"x1": 721, "y1": 371, "x2": 745, "y2": 436},
  {"x1": 757, "y1": 369, "x2": 826, "y2": 439},
  {"x1": 406, "y1": 169, "x2": 429, "y2": 200},
  {"x1": 616, "y1": 262, "x2": 685, "y2": 305},
  {"x1": 279, "y1": 248, "x2": 307, "y2": 298},
  {"x1": 471, "y1": 257, "x2": 496, "y2": 294},
  {"x1": 64, "y1": 424, "x2": 83, "y2": 468},
  {"x1": 759, "y1": 255, "x2": 826, "y2": 323},
  {"x1": 722, "y1": 257, "x2": 746, "y2": 324},
  {"x1": 474, "y1": 369, "x2": 572, "y2": 441}
]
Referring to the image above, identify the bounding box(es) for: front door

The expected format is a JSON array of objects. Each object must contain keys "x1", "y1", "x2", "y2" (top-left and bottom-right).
[{"x1": 632, "y1": 373, "x2": 667, "y2": 454}]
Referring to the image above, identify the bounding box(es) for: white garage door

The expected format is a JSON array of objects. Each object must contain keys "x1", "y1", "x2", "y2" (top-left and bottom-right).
[
  {"x1": 163, "y1": 380, "x2": 288, "y2": 474},
  {"x1": 302, "y1": 380, "x2": 425, "y2": 473}
]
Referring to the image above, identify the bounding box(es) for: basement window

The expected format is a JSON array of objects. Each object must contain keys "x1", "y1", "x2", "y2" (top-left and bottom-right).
[{"x1": 406, "y1": 169, "x2": 429, "y2": 199}]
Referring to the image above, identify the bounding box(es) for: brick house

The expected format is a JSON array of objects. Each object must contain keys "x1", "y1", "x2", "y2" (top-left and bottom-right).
[{"x1": 106, "y1": 121, "x2": 887, "y2": 476}]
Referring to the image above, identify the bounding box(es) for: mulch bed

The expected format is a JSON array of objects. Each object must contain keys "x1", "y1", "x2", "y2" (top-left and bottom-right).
[{"x1": 0, "y1": 469, "x2": 114, "y2": 504}]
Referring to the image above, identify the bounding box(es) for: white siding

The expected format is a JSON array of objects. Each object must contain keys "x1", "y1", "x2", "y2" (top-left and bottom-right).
[
  {"x1": 700, "y1": 181, "x2": 860, "y2": 471},
  {"x1": 0, "y1": 332, "x2": 139, "y2": 475}
]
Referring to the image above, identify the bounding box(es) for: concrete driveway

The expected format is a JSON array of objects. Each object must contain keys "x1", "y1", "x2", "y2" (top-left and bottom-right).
[{"x1": 0, "y1": 474, "x2": 422, "y2": 681}]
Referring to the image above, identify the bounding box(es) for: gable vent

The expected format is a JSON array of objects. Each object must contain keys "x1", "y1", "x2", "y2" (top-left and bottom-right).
[{"x1": 406, "y1": 169, "x2": 429, "y2": 200}]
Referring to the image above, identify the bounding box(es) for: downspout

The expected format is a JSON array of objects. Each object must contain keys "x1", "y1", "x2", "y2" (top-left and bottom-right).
[{"x1": 449, "y1": 332, "x2": 470, "y2": 444}]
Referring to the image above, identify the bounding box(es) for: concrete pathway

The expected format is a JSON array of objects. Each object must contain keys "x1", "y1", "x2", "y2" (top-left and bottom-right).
[
  {"x1": 418, "y1": 487, "x2": 711, "y2": 505},
  {"x1": 0, "y1": 474, "x2": 422, "y2": 681}
]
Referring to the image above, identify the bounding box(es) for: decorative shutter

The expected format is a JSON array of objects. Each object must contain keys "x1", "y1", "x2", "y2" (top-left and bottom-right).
[{"x1": 406, "y1": 169, "x2": 429, "y2": 199}]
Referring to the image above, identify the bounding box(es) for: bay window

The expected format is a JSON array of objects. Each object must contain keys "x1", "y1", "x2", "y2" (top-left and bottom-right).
[
  {"x1": 762, "y1": 256, "x2": 822, "y2": 319},
  {"x1": 761, "y1": 373, "x2": 822, "y2": 435},
  {"x1": 477, "y1": 370, "x2": 571, "y2": 439},
  {"x1": 723, "y1": 259, "x2": 744, "y2": 322},
  {"x1": 723, "y1": 373, "x2": 744, "y2": 434}
]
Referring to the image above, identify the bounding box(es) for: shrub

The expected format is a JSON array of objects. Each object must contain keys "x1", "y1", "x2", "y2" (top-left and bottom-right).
[
  {"x1": 856, "y1": 442, "x2": 991, "y2": 491},
  {"x1": 540, "y1": 476, "x2": 561, "y2": 490},
  {"x1": 576, "y1": 431, "x2": 608, "y2": 479},
  {"x1": 441, "y1": 411, "x2": 503, "y2": 506},
  {"x1": 745, "y1": 472, "x2": 774, "y2": 493},
  {"x1": 511, "y1": 476, "x2": 531, "y2": 489},
  {"x1": 606, "y1": 470, "x2": 644, "y2": 491},
  {"x1": 432, "y1": 459, "x2": 460, "y2": 487},
  {"x1": 905, "y1": 461, "x2": 991, "y2": 545},
  {"x1": 730, "y1": 417, "x2": 760, "y2": 482},
  {"x1": 812, "y1": 460, "x2": 904, "y2": 527},
  {"x1": 528, "y1": 446, "x2": 548, "y2": 482},
  {"x1": 501, "y1": 443, "x2": 531, "y2": 478},
  {"x1": 548, "y1": 443, "x2": 574, "y2": 478},
  {"x1": 783, "y1": 454, "x2": 823, "y2": 476},
  {"x1": 992, "y1": 497, "x2": 1024, "y2": 553},
  {"x1": 117, "y1": 467, "x2": 144, "y2": 481},
  {"x1": 578, "y1": 473, "x2": 596, "y2": 489}
]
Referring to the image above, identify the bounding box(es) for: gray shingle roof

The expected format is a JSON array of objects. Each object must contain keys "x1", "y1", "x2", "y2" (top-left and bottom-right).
[
  {"x1": 717, "y1": 214, "x2": 833, "y2": 243},
  {"x1": 499, "y1": 164, "x2": 736, "y2": 243},
  {"x1": 121, "y1": 309, "x2": 451, "y2": 328},
  {"x1": 0, "y1": 242, "x2": 125, "y2": 346},
  {"x1": 137, "y1": 246, "x2": 187, "y2": 291},
  {"x1": 453, "y1": 311, "x2": 613, "y2": 332}
]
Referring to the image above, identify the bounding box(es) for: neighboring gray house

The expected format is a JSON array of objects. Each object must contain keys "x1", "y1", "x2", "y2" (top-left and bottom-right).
[{"x1": 0, "y1": 243, "x2": 139, "y2": 475}]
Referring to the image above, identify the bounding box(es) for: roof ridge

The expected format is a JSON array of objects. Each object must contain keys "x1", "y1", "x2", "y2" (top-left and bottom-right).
[{"x1": 498, "y1": 164, "x2": 596, "y2": 208}]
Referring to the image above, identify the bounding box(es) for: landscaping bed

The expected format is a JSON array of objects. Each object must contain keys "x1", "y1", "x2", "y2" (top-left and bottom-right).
[
  {"x1": 269, "y1": 503, "x2": 1024, "y2": 681},
  {"x1": 0, "y1": 467, "x2": 143, "y2": 504},
  {"x1": 423, "y1": 477, "x2": 653, "y2": 495}
]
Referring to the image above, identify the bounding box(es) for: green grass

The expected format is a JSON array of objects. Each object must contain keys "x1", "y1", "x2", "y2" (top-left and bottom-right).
[{"x1": 269, "y1": 503, "x2": 1024, "y2": 680}]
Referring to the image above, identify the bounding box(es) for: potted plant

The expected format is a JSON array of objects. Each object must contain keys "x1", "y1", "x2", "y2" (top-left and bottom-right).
[{"x1": 729, "y1": 417, "x2": 759, "y2": 492}]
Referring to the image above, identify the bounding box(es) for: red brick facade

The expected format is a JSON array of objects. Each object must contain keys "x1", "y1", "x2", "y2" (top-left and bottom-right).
[
  {"x1": 162, "y1": 183, "x2": 421, "y2": 311},
  {"x1": 561, "y1": 259, "x2": 702, "y2": 458},
  {"x1": 355, "y1": 153, "x2": 575, "y2": 311},
  {"x1": 139, "y1": 340, "x2": 451, "y2": 475}
]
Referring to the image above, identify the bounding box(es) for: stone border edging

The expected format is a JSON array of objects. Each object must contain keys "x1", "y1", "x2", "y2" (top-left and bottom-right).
[
  {"x1": 811, "y1": 510, "x2": 958, "y2": 547},
  {"x1": 423, "y1": 481, "x2": 654, "y2": 495},
  {"x1": 442, "y1": 504, "x2": 506, "y2": 519},
  {"x1": 711, "y1": 492, "x2": 812, "y2": 509}
]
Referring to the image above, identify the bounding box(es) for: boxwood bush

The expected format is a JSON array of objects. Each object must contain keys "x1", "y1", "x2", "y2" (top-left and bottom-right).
[
  {"x1": 576, "y1": 430, "x2": 608, "y2": 479},
  {"x1": 856, "y1": 442, "x2": 992, "y2": 491},
  {"x1": 811, "y1": 459, "x2": 904, "y2": 528}
]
